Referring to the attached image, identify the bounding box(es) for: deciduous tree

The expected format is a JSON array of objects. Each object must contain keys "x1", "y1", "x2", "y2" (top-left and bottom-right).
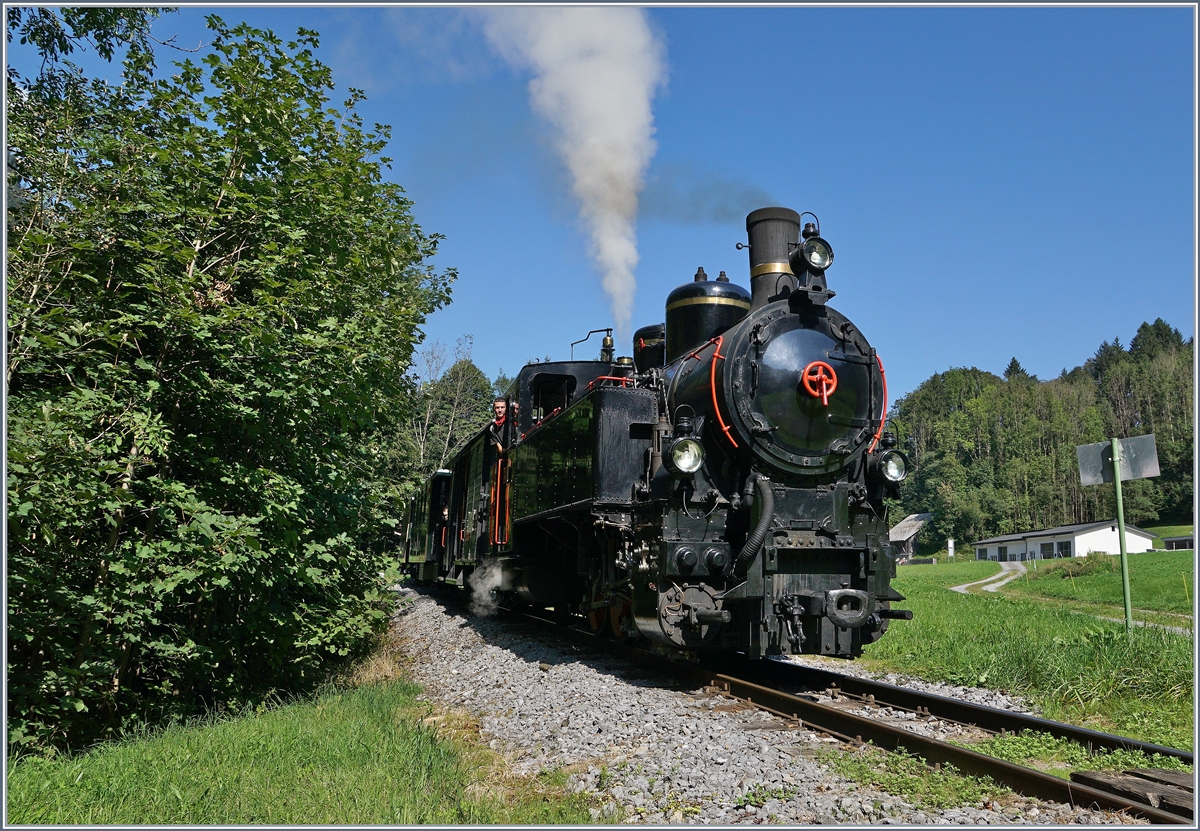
[
  {"x1": 7, "y1": 14, "x2": 452, "y2": 751},
  {"x1": 404, "y1": 337, "x2": 494, "y2": 476}
]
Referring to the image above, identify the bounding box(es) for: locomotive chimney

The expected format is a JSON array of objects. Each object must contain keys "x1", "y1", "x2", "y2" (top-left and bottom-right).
[{"x1": 745, "y1": 207, "x2": 800, "y2": 311}]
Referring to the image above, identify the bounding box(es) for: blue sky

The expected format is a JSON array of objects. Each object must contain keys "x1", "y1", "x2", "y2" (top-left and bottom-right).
[{"x1": 11, "y1": 6, "x2": 1195, "y2": 400}]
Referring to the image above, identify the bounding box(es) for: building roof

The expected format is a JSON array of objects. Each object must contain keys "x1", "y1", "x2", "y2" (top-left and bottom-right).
[
  {"x1": 889, "y1": 513, "x2": 933, "y2": 543},
  {"x1": 972, "y1": 520, "x2": 1154, "y2": 547}
]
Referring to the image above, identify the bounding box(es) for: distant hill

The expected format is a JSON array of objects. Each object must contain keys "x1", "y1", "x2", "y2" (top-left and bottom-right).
[{"x1": 891, "y1": 319, "x2": 1193, "y2": 554}]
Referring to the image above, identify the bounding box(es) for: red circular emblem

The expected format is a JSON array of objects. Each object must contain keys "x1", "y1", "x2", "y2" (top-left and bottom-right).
[{"x1": 802, "y1": 361, "x2": 838, "y2": 406}]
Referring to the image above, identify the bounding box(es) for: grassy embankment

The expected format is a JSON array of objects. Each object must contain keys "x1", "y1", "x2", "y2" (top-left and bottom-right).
[
  {"x1": 1142, "y1": 524, "x2": 1195, "y2": 546},
  {"x1": 862, "y1": 560, "x2": 1193, "y2": 751},
  {"x1": 6, "y1": 643, "x2": 595, "y2": 824},
  {"x1": 1003, "y1": 549, "x2": 1193, "y2": 628}
]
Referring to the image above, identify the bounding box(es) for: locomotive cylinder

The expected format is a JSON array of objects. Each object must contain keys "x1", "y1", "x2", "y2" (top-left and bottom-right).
[
  {"x1": 746, "y1": 207, "x2": 801, "y2": 310},
  {"x1": 664, "y1": 267, "x2": 751, "y2": 363}
]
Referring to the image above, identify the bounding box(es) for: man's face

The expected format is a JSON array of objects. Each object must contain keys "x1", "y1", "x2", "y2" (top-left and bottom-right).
[{"x1": 493, "y1": 400, "x2": 506, "y2": 420}]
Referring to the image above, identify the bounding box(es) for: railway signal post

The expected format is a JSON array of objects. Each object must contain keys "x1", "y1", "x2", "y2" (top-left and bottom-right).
[{"x1": 1075, "y1": 434, "x2": 1160, "y2": 632}]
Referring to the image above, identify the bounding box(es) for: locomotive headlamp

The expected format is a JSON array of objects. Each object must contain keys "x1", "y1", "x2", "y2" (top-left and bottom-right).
[
  {"x1": 665, "y1": 437, "x2": 704, "y2": 475},
  {"x1": 879, "y1": 449, "x2": 908, "y2": 483},
  {"x1": 801, "y1": 237, "x2": 834, "y2": 271}
]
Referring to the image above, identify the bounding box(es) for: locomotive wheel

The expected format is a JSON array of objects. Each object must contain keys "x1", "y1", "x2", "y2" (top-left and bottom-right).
[
  {"x1": 586, "y1": 583, "x2": 608, "y2": 632},
  {"x1": 609, "y1": 596, "x2": 636, "y2": 641}
]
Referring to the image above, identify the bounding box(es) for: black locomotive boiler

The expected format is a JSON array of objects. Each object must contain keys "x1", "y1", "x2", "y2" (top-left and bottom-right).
[{"x1": 399, "y1": 207, "x2": 912, "y2": 659}]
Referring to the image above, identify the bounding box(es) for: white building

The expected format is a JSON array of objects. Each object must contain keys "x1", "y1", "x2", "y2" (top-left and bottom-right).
[{"x1": 973, "y1": 520, "x2": 1156, "y2": 562}]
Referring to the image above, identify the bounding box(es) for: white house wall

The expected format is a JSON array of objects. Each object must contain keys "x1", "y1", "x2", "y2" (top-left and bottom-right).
[
  {"x1": 1074, "y1": 526, "x2": 1154, "y2": 556},
  {"x1": 976, "y1": 527, "x2": 1155, "y2": 561}
]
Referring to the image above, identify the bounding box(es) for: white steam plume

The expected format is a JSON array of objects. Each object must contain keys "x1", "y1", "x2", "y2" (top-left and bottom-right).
[
  {"x1": 467, "y1": 560, "x2": 507, "y2": 617},
  {"x1": 482, "y1": 8, "x2": 666, "y2": 337}
]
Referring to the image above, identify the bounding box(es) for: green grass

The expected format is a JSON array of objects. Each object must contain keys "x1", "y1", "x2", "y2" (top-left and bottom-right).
[
  {"x1": 865, "y1": 563, "x2": 1194, "y2": 750},
  {"x1": 733, "y1": 783, "x2": 800, "y2": 809},
  {"x1": 1005, "y1": 550, "x2": 1194, "y2": 615},
  {"x1": 964, "y1": 730, "x2": 1192, "y2": 780},
  {"x1": 1141, "y1": 523, "x2": 1194, "y2": 547},
  {"x1": 897, "y1": 560, "x2": 1002, "y2": 587},
  {"x1": 819, "y1": 745, "x2": 1003, "y2": 810},
  {"x1": 6, "y1": 679, "x2": 595, "y2": 825}
]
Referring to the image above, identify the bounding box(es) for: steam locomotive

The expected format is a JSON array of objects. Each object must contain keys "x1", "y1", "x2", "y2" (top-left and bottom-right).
[{"x1": 399, "y1": 207, "x2": 911, "y2": 659}]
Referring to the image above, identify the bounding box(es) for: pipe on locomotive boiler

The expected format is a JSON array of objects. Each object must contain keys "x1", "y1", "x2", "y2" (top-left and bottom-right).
[
  {"x1": 745, "y1": 207, "x2": 801, "y2": 311},
  {"x1": 734, "y1": 473, "x2": 775, "y2": 577}
]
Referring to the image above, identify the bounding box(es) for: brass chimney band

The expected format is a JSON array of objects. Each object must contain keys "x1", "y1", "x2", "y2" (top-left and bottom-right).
[{"x1": 749, "y1": 262, "x2": 795, "y2": 277}]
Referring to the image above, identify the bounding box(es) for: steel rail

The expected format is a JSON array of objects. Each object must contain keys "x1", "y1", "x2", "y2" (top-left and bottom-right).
[
  {"x1": 673, "y1": 662, "x2": 1189, "y2": 825},
  {"x1": 724, "y1": 657, "x2": 1194, "y2": 764}
]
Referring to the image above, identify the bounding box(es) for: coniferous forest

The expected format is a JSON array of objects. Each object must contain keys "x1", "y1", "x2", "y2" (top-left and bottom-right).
[{"x1": 890, "y1": 319, "x2": 1193, "y2": 553}]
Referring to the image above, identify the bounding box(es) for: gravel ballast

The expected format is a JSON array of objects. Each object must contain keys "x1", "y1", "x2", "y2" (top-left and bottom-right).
[{"x1": 392, "y1": 586, "x2": 1144, "y2": 825}]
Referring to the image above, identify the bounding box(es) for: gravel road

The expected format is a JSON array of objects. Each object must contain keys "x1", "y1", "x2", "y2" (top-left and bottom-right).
[{"x1": 392, "y1": 585, "x2": 1145, "y2": 825}]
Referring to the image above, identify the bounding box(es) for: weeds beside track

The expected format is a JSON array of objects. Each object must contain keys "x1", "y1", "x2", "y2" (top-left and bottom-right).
[{"x1": 862, "y1": 562, "x2": 1193, "y2": 750}]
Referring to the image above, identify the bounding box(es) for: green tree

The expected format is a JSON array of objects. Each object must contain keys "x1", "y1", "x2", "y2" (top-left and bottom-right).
[
  {"x1": 6, "y1": 6, "x2": 165, "y2": 75},
  {"x1": 1003, "y1": 357, "x2": 1029, "y2": 380},
  {"x1": 493, "y1": 369, "x2": 516, "y2": 399},
  {"x1": 1129, "y1": 318, "x2": 1185, "y2": 362},
  {"x1": 7, "y1": 15, "x2": 452, "y2": 752},
  {"x1": 405, "y1": 337, "x2": 494, "y2": 477},
  {"x1": 892, "y1": 325, "x2": 1191, "y2": 552}
]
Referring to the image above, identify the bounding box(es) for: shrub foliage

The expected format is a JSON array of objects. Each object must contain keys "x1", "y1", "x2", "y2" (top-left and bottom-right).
[{"x1": 6, "y1": 12, "x2": 452, "y2": 752}]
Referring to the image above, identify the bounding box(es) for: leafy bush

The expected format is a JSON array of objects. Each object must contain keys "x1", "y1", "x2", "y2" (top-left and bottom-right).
[
  {"x1": 7, "y1": 14, "x2": 451, "y2": 753},
  {"x1": 1029, "y1": 551, "x2": 1117, "y2": 580}
]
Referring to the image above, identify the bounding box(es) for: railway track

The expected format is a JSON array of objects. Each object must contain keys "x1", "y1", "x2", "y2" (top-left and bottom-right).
[
  {"x1": 679, "y1": 657, "x2": 1193, "y2": 824},
  {"x1": 716, "y1": 655, "x2": 1193, "y2": 764},
  {"x1": 502, "y1": 606, "x2": 1193, "y2": 824}
]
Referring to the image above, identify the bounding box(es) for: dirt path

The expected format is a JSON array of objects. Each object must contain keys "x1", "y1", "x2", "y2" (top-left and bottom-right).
[
  {"x1": 950, "y1": 560, "x2": 1027, "y2": 594},
  {"x1": 951, "y1": 565, "x2": 1194, "y2": 635}
]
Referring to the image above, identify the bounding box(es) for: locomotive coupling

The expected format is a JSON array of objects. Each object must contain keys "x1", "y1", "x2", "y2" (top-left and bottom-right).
[
  {"x1": 774, "y1": 589, "x2": 875, "y2": 651},
  {"x1": 825, "y1": 589, "x2": 875, "y2": 629},
  {"x1": 774, "y1": 589, "x2": 874, "y2": 629}
]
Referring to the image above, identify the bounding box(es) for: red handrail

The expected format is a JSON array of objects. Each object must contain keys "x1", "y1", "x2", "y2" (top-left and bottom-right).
[
  {"x1": 868, "y1": 353, "x2": 888, "y2": 453},
  {"x1": 710, "y1": 335, "x2": 739, "y2": 449},
  {"x1": 586, "y1": 375, "x2": 631, "y2": 390},
  {"x1": 489, "y1": 458, "x2": 510, "y2": 546}
]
